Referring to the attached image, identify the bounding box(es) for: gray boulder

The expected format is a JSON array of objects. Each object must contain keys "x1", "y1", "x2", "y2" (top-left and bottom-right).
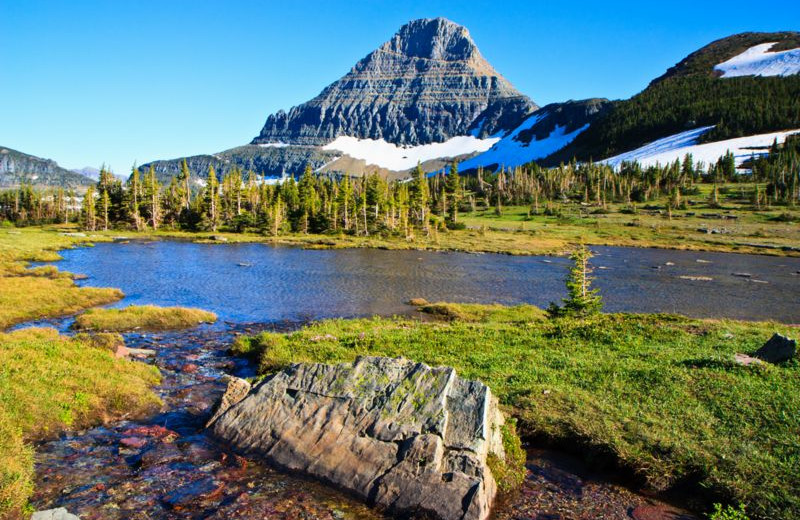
[
  {"x1": 208, "y1": 356, "x2": 507, "y2": 520},
  {"x1": 31, "y1": 508, "x2": 80, "y2": 520},
  {"x1": 754, "y1": 333, "x2": 797, "y2": 363}
]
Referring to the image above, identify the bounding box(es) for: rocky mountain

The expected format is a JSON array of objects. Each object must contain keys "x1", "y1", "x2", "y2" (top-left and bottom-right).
[
  {"x1": 138, "y1": 17, "x2": 538, "y2": 180},
  {"x1": 0, "y1": 147, "x2": 95, "y2": 189},
  {"x1": 252, "y1": 17, "x2": 536, "y2": 147}
]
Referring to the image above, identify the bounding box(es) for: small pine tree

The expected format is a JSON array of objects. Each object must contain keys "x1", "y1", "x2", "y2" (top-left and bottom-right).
[
  {"x1": 81, "y1": 185, "x2": 97, "y2": 231},
  {"x1": 548, "y1": 245, "x2": 603, "y2": 317},
  {"x1": 444, "y1": 161, "x2": 461, "y2": 224}
]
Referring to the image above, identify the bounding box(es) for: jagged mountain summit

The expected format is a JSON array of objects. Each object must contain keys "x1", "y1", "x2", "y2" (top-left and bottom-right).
[{"x1": 252, "y1": 17, "x2": 536, "y2": 147}]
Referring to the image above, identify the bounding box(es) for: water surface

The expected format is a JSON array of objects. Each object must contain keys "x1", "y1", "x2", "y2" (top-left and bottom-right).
[{"x1": 49, "y1": 241, "x2": 800, "y2": 322}]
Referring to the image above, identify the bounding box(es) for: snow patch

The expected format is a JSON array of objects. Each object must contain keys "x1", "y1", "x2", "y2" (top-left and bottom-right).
[
  {"x1": 322, "y1": 135, "x2": 500, "y2": 171},
  {"x1": 459, "y1": 113, "x2": 588, "y2": 170},
  {"x1": 603, "y1": 126, "x2": 800, "y2": 169},
  {"x1": 715, "y1": 42, "x2": 800, "y2": 78},
  {"x1": 258, "y1": 142, "x2": 291, "y2": 148}
]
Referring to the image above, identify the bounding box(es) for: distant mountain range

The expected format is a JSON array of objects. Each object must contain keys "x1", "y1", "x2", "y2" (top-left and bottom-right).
[
  {"x1": 0, "y1": 147, "x2": 95, "y2": 189},
  {"x1": 7, "y1": 20, "x2": 800, "y2": 187}
]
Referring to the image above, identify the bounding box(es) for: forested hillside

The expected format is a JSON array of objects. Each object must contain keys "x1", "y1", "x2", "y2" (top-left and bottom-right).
[{"x1": 546, "y1": 32, "x2": 800, "y2": 164}]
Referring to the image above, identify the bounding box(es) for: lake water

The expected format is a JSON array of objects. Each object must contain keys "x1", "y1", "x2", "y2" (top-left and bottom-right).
[{"x1": 49, "y1": 240, "x2": 800, "y2": 323}]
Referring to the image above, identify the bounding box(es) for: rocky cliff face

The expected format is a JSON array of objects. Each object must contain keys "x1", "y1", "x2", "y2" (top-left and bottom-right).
[
  {"x1": 0, "y1": 146, "x2": 94, "y2": 188},
  {"x1": 252, "y1": 17, "x2": 537, "y2": 147},
  {"x1": 209, "y1": 356, "x2": 509, "y2": 520}
]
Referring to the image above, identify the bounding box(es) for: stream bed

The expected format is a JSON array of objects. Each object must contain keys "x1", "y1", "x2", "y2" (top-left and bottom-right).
[{"x1": 31, "y1": 323, "x2": 697, "y2": 520}]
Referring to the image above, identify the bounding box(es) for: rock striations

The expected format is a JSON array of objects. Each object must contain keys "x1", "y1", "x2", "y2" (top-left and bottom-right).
[
  {"x1": 208, "y1": 356, "x2": 508, "y2": 520},
  {"x1": 252, "y1": 17, "x2": 536, "y2": 147}
]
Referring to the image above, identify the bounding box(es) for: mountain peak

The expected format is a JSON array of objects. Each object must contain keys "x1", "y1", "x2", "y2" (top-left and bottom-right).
[
  {"x1": 383, "y1": 18, "x2": 477, "y2": 61},
  {"x1": 251, "y1": 18, "x2": 535, "y2": 147}
]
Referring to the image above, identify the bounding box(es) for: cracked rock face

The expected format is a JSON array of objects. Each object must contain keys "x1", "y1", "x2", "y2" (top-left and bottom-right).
[
  {"x1": 208, "y1": 356, "x2": 506, "y2": 520},
  {"x1": 252, "y1": 17, "x2": 537, "y2": 147}
]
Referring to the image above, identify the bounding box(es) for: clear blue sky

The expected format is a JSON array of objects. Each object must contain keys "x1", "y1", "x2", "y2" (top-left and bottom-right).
[{"x1": 2, "y1": 0, "x2": 798, "y2": 175}]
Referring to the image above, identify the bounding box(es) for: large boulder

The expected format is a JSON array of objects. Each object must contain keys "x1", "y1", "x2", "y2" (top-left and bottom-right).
[{"x1": 208, "y1": 356, "x2": 508, "y2": 520}]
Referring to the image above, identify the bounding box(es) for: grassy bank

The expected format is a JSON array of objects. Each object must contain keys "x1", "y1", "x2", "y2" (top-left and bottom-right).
[
  {"x1": 0, "y1": 227, "x2": 123, "y2": 329},
  {"x1": 74, "y1": 305, "x2": 217, "y2": 332},
  {"x1": 0, "y1": 328, "x2": 161, "y2": 517},
  {"x1": 235, "y1": 303, "x2": 799, "y2": 520}
]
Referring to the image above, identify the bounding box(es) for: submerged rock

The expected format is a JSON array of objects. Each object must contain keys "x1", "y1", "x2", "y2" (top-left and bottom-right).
[
  {"x1": 754, "y1": 333, "x2": 797, "y2": 363},
  {"x1": 31, "y1": 508, "x2": 80, "y2": 520},
  {"x1": 208, "y1": 356, "x2": 508, "y2": 520}
]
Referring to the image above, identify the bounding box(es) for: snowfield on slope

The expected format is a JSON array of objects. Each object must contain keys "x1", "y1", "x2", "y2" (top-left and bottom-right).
[
  {"x1": 459, "y1": 114, "x2": 589, "y2": 171},
  {"x1": 321, "y1": 135, "x2": 499, "y2": 171},
  {"x1": 603, "y1": 126, "x2": 800, "y2": 169},
  {"x1": 714, "y1": 42, "x2": 800, "y2": 78}
]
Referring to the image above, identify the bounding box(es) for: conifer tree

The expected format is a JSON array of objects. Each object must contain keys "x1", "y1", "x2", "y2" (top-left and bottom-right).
[
  {"x1": 81, "y1": 186, "x2": 97, "y2": 231},
  {"x1": 410, "y1": 163, "x2": 429, "y2": 232},
  {"x1": 444, "y1": 161, "x2": 461, "y2": 224},
  {"x1": 548, "y1": 245, "x2": 603, "y2": 317}
]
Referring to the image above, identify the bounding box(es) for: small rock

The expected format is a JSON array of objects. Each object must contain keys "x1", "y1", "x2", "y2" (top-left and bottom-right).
[
  {"x1": 112, "y1": 344, "x2": 130, "y2": 359},
  {"x1": 161, "y1": 477, "x2": 223, "y2": 509},
  {"x1": 121, "y1": 425, "x2": 177, "y2": 440},
  {"x1": 731, "y1": 272, "x2": 752, "y2": 278},
  {"x1": 31, "y1": 508, "x2": 80, "y2": 520},
  {"x1": 126, "y1": 347, "x2": 156, "y2": 357},
  {"x1": 754, "y1": 333, "x2": 797, "y2": 364},
  {"x1": 182, "y1": 363, "x2": 199, "y2": 374},
  {"x1": 665, "y1": 262, "x2": 675, "y2": 266},
  {"x1": 212, "y1": 235, "x2": 228, "y2": 242},
  {"x1": 679, "y1": 275, "x2": 713, "y2": 281},
  {"x1": 140, "y1": 442, "x2": 184, "y2": 468},
  {"x1": 696, "y1": 259, "x2": 712, "y2": 264},
  {"x1": 120, "y1": 437, "x2": 147, "y2": 449},
  {"x1": 734, "y1": 353, "x2": 762, "y2": 366}
]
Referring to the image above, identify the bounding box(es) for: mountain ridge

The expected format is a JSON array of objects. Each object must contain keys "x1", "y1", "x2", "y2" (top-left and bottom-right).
[{"x1": 0, "y1": 146, "x2": 95, "y2": 189}]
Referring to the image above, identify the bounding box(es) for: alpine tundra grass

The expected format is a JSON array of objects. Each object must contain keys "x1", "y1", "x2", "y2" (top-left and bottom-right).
[
  {"x1": 73, "y1": 305, "x2": 217, "y2": 332},
  {"x1": 0, "y1": 328, "x2": 161, "y2": 518},
  {"x1": 235, "y1": 303, "x2": 799, "y2": 520}
]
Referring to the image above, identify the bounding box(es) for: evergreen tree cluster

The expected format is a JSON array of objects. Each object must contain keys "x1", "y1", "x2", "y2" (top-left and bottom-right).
[
  {"x1": 2, "y1": 137, "x2": 798, "y2": 231},
  {"x1": 552, "y1": 74, "x2": 800, "y2": 163}
]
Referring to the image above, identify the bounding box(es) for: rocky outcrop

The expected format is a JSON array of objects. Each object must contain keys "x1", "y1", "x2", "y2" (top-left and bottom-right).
[
  {"x1": 252, "y1": 18, "x2": 537, "y2": 147},
  {"x1": 208, "y1": 356, "x2": 508, "y2": 520},
  {"x1": 516, "y1": 98, "x2": 612, "y2": 144},
  {"x1": 754, "y1": 333, "x2": 797, "y2": 363}
]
